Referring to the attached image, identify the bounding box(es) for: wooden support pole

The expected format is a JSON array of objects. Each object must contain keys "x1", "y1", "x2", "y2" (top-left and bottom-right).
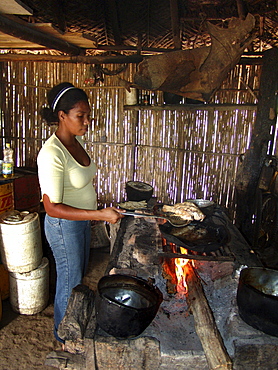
[
  {"x1": 236, "y1": 0, "x2": 248, "y2": 19},
  {"x1": 104, "y1": 0, "x2": 122, "y2": 45},
  {"x1": 170, "y1": 0, "x2": 182, "y2": 49},
  {"x1": 50, "y1": 0, "x2": 67, "y2": 33},
  {"x1": 235, "y1": 48, "x2": 278, "y2": 240},
  {"x1": 185, "y1": 263, "x2": 233, "y2": 370}
]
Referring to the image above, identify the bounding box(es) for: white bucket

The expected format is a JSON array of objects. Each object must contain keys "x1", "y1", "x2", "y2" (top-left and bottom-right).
[
  {"x1": 9, "y1": 257, "x2": 49, "y2": 315},
  {"x1": 0, "y1": 210, "x2": 43, "y2": 272}
]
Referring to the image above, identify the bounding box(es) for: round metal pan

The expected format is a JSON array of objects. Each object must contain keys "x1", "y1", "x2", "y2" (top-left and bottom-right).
[{"x1": 159, "y1": 216, "x2": 230, "y2": 253}]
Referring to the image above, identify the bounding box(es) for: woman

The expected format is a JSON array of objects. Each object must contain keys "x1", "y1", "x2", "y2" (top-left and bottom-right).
[{"x1": 37, "y1": 82, "x2": 123, "y2": 343}]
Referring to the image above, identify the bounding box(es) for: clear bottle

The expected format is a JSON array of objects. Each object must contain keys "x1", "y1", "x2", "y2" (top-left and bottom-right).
[{"x1": 2, "y1": 143, "x2": 14, "y2": 178}]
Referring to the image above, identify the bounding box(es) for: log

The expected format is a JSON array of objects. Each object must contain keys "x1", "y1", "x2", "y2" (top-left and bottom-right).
[
  {"x1": 185, "y1": 263, "x2": 232, "y2": 370},
  {"x1": 57, "y1": 284, "x2": 96, "y2": 343},
  {"x1": 94, "y1": 335, "x2": 161, "y2": 370},
  {"x1": 45, "y1": 350, "x2": 85, "y2": 369},
  {"x1": 85, "y1": 338, "x2": 97, "y2": 370}
]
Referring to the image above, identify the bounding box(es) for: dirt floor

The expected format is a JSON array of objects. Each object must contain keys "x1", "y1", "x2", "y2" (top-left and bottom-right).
[{"x1": 0, "y1": 245, "x2": 110, "y2": 370}]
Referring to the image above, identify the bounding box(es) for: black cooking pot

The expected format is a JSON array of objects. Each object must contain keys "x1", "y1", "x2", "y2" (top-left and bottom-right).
[
  {"x1": 95, "y1": 274, "x2": 163, "y2": 339},
  {"x1": 237, "y1": 267, "x2": 278, "y2": 337},
  {"x1": 125, "y1": 181, "x2": 153, "y2": 201},
  {"x1": 163, "y1": 92, "x2": 183, "y2": 104}
]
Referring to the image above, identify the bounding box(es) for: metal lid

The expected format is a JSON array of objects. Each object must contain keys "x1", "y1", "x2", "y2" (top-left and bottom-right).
[{"x1": 0, "y1": 210, "x2": 37, "y2": 224}]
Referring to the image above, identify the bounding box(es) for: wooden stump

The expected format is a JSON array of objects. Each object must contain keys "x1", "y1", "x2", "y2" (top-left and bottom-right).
[
  {"x1": 45, "y1": 350, "x2": 85, "y2": 369},
  {"x1": 58, "y1": 284, "x2": 96, "y2": 343},
  {"x1": 93, "y1": 335, "x2": 161, "y2": 370}
]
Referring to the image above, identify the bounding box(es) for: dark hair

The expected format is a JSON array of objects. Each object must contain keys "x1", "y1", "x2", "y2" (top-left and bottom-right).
[{"x1": 40, "y1": 82, "x2": 89, "y2": 126}]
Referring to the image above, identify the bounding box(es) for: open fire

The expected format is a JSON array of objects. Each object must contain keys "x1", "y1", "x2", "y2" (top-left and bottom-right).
[
  {"x1": 174, "y1": 247, "x2": 189, "y2": 293},
  {"x1": 162, "y1": 243, "x2": 196, "y2": 294},
  {"x1": 175, "y1": 247, "x2": 192, "y2": 293}
]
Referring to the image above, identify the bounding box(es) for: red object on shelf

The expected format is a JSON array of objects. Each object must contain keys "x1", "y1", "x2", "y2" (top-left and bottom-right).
[{"x1": 13, "y1": 172, "x2": 41, "y2": 213}]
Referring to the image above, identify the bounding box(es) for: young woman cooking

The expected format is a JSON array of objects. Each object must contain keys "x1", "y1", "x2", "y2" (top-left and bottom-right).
[{"x1": 37, "y1": 82, "x2": 123, "y2": 343}]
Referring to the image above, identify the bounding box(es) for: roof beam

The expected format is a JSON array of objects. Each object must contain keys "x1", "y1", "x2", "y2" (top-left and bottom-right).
[
  {"x1": 236, "y1": 0, "x2": 248, "y2": 19},
  {"x1": 49, "y1": 0, "x2": 67, "y2": 33},
  {"x1": 0, "y1": 0, "x2": 33, "y2": 15},
  {"x1": 170, "y1": 0, "x2": 182, "y2": 49},
  {"x1": 0, "y1": 53, "x2": 144, "y2": 64},
  {"x1": 0, "y1": 54, "x2": 262, "y2": 65},
  {"x1": 104, "y1": 0, "x2": 122, "y2": 45},
  {"x1": 0, "y1": 14, "x2": 81, "y2": 55}
]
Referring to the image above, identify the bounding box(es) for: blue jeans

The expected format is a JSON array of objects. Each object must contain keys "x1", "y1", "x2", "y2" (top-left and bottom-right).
[{"x1": 44, "y1": 215, "x2": 91, "y2": 343}]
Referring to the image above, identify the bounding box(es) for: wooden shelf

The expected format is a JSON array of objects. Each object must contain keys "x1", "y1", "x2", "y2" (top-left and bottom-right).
[{"x1": 0, "y1": 174, "x2": 22, "y2": 182}]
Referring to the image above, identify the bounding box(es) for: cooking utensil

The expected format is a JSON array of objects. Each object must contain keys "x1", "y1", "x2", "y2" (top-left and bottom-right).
[
  {"x1": 237, "y1": 267, "x2": 278, "y2": 337},
  {"x1": 186, "y1": 199, "x2": 216, "y2": 215},
  {"x1": 95, "y1": 274, "x2": 163, "y2": 339},
  {"x1": 159, "y1": 216, "x2": 230, "y2": 253},
  {"x1": 120, "y1": 210, "x2": 191, "y2": 227}
]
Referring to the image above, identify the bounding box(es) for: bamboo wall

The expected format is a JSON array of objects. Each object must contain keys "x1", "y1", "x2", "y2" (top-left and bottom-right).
[{"x1": 0, "y1": 61, "x2": 260, "y2": 216}]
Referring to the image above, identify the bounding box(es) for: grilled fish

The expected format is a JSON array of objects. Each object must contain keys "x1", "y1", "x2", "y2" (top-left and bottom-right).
[{"x1": 162, "y1": 201, "x2": 205, "y2": 223}]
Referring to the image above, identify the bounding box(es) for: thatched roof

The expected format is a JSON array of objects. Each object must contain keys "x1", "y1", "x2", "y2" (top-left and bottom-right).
[{"x1": 0, "y1": 0, "x2": 277, "y2": 58}]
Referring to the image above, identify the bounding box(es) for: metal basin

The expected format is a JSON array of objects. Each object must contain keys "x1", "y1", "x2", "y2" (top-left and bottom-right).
[
  {"x1": 95, "y1": 274, "x2": 163, "y2": 339},
  {"x1": 237, "y1": 267, "x2": 278, "y2": 337}
]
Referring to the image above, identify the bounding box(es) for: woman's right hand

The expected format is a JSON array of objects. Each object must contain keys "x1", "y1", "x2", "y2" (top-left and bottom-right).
[{"x1": 98, "y1": 207, "x2": 124, "y2": 224}]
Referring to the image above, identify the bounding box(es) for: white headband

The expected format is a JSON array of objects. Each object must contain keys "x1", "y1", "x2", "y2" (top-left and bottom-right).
[{"x1": 51, "y1": 86, "x2": 76, "y2": 111}]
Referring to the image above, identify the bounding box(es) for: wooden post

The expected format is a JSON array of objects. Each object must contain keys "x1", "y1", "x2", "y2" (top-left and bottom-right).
[
  {"x1": 185, "y1": 263, "x2": 233, "y2": 370},
  {"x1": 235, "y1": 48, "x2": 278, "y2": 241}
]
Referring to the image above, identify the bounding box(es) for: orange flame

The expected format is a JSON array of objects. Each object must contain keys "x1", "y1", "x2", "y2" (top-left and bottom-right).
[{"x1": 175, "y1": 247, "x2": 189, "y2": 293}]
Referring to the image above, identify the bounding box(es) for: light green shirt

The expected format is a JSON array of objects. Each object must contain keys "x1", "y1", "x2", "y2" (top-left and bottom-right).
[{"x1": 37, "y1": 133, "x2": 97, "y2": 211}]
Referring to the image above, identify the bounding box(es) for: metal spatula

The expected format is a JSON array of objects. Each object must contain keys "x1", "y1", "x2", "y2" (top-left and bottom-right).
[{"x1": 119, "y1": 211, "x2": 190, "y2": 227}]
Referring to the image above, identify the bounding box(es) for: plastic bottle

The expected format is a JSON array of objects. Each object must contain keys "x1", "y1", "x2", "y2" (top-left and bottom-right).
[{"x1": 2, "y1": 143, "x2": 14, "y2": 178}]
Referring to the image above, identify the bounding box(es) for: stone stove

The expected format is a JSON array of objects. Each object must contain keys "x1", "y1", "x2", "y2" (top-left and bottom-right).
[
  {"x1": 106, "y1": 207, "x2": 278, "y2": 369},
  {"x1": 46, "y1": 206, "x2": 278, "y2": 370}
]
